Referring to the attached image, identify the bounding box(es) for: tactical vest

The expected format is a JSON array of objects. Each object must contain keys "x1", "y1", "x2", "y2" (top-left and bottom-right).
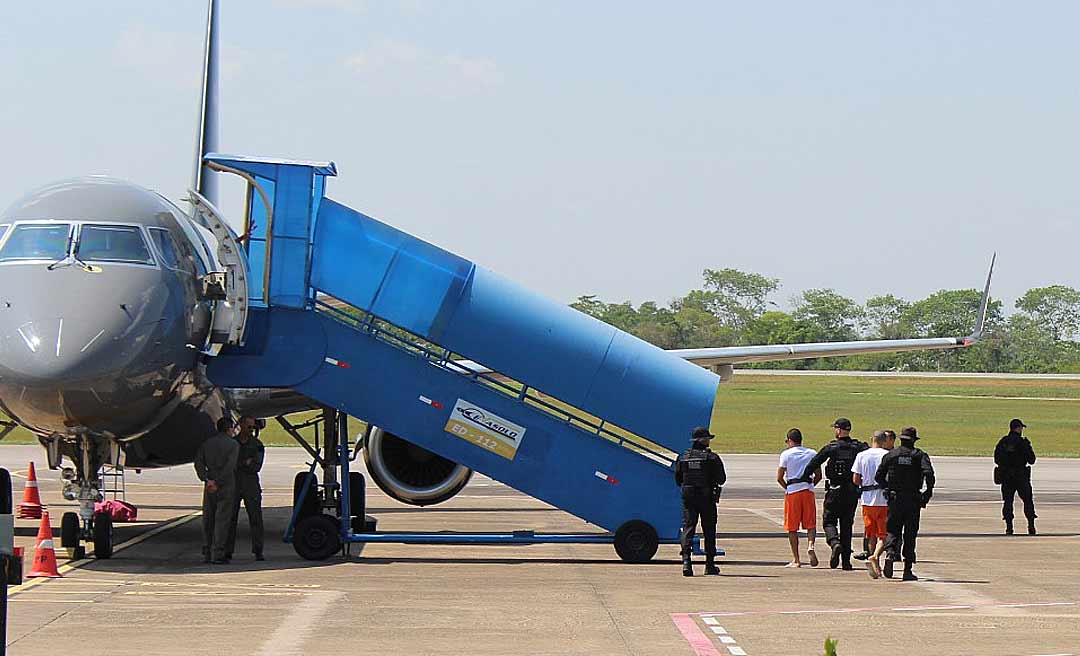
[
  {"x1": 826, "y1": 440, "x2": 861, "y2": 486},
  {"x1": 887, "y1": 448, "x2": 925, "y2": 494},
  {"x1": 679, "y1": 448, "x2": 710, "y2": 488}
]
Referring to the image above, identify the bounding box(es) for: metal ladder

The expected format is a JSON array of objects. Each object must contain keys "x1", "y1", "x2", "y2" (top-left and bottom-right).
[{"x1": 98, "y1": 465, "x2": 126, "y2": 502}]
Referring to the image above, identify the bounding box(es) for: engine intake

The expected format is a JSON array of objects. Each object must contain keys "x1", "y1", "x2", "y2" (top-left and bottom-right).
[{"x1": 363, "y1": 427, "x2": 472, "y2": 506}]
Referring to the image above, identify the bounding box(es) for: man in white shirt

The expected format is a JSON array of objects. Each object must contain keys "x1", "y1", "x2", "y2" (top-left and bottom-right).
[
  {"x1": 852, "y1": 429, "x2": 895, "y2": 578},
  {"x1": 777, "y1": 428, "x2": 822, "y2": 567}
]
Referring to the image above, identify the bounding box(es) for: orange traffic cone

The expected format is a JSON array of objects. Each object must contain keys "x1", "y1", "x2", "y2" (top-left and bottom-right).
[
  {"x1": 28, "y1": 511, "x2": 62, "y2": 578},
  {"x1": 17, "y1": 461, "x2": 45, "y2": 520}
]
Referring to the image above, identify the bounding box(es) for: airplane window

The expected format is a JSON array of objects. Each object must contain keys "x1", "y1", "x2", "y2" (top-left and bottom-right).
[
  {"x1": 0, "y1": 224, "x2": 9, "y2": 239},
  {"x1": 0, "y1": 224, "x2": 71, "y2": 262},
  {"x1": 75, "y1": 225, "x2": 155, "y2": 266},
  {"x1": 148, "y1": 228, "x2": 182, "y2": 269}
]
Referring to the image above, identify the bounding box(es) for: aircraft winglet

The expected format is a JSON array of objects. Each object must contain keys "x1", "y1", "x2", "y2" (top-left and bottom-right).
[{"x1": 965, "y1": 252, "x2": 996, "y2": 345}]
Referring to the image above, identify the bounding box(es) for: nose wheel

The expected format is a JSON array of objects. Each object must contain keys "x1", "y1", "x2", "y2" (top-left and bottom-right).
[
  {"x1": 92, "y1": 511, "x2": 114, "y2": 559},
  {"x1": 59, "y1": 510, "x2": 114, "y2": 560}
]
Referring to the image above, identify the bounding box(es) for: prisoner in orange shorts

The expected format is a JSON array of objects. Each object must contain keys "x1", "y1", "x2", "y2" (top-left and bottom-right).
[
  {"x1": 784, "y1": 489, "x2": 817, "y2": 532},
  {"x1": 862, "y1": 505, "x2": 888, "y2": 540}
]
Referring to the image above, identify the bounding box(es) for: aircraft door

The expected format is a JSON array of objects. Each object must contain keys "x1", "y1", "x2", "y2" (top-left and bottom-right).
[{"x1": 187, "y1": 190, "x2": 250, "y2": 352}]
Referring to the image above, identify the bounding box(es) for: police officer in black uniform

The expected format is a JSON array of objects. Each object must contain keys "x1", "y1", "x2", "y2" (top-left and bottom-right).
[
  {"x1": 675, "y1": 427, "x2": 726, "y2": 577},
  {"x1": 994, "y1": 418, "x2": 1037, "y2": 535},
  {"x1": 875, "y1": 426, "x2": 935, "y2": 581},
  {"x1": 800, "y1": 418, "x2": 867, "y2": 570}
]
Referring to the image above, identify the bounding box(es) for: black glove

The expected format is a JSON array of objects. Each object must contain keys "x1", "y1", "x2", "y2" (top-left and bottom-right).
[
  {"x1": 712, "y1": 487, "x2": 722, "y2": 503},
  {"x1": 920, "y1": 491, "x2": 932, "y2": 508}
]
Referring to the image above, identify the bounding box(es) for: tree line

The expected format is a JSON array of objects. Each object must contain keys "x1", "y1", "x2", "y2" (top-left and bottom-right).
[{"x1": 570, "y1": 269, "x2": 1080, "y2": 373}]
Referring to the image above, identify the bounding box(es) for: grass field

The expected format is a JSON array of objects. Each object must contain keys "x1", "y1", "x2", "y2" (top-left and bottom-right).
[
  {"x1": 3, "y1": 374, "x2": 1078, "y2": 456},
  {"x1": 710, "y1": 374, "x2": 1080, "y2": 457}
]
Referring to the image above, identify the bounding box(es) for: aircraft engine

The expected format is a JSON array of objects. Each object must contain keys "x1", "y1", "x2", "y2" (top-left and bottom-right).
[{"x1": 363, "y1": 427, "x2": 472, "y2": 506}]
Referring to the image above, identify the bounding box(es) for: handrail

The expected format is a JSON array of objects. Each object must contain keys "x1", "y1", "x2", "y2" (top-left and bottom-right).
[
  {"x1": 205, "y1": 160, "x2": 275, "y2": 303},
  {"x1": 312, "y1": 295, "x2": 677, "y2": 468}
]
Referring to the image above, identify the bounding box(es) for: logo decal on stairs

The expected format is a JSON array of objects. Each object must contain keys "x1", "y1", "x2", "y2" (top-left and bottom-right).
[{"x1": 444, "y1": 399, "x2": 527, "y2": 460}]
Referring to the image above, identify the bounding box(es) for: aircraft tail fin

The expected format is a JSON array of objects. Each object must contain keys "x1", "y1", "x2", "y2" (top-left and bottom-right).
[
  {"x1": 966, "y1": 252, "x2": 996, "y2": 344},
  {"x1": 191, "y1": 0, "x2": 220, "y2": 205}
]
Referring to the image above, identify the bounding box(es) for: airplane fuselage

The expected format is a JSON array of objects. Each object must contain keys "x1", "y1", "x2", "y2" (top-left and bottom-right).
[{"x1": 0, "y1": 177, "x2": 228, "y2": 466}]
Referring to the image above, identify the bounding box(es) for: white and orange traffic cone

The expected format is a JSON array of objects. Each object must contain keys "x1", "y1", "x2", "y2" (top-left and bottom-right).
[
  {"x1": 17, "y1": 461, "x2": 45, "y2": 520},
  {"x1": 28, "y1": 511, "x2": 62, "y2": 578}
]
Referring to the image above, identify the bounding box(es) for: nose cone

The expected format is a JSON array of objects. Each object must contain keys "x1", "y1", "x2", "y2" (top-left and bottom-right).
[{"x1": 0, "y1": 266, "x2": 191, "y2": 436}]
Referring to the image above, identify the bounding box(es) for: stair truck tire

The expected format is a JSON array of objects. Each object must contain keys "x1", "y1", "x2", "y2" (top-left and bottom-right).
[
  {"x1": 294, "y1": 514, "x2": 341, "y2": 561},
  {"x1": 293, "y1": 471, "x2": 320, "y2": 519},
  {"x1": 61, "y1": 511, "x2": 81, "y2": 550},
  {"x1": 614, "y1": 520, "x2": 659, "y2": 563},
  {"x1": 349, "y1": 471, "x2": 367, "y2": 533},
  {"x1": 93, "y1": 511, "x2": 113, "y2": 559}
]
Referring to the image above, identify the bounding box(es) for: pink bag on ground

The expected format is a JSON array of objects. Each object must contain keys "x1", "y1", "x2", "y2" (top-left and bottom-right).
[{"x1": 94, "y1": 499, "x2": 138, "y2": 522}]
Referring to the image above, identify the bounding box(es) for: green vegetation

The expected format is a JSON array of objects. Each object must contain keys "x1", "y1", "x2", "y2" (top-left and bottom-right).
[
  {"x1": 711, "y1": 373, "x2": 1080, "y2": 456},
  {"x1": 823, "y1": 637, "x2": 839, "y2": 656},
  {"x1": 573, "y1": 269, "x2": 1080, "y2": 373}
]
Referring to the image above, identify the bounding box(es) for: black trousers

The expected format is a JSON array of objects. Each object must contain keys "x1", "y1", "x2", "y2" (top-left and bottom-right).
[
  {"x1": 883, "y1": 495, "x2": 921, "y2": 563},
  {"x1": 679, "y1": 487, "x2": 717, "y2": 557},
  {"x1": 822, "y1": 486, "x2": 859, "y2": 556},
  {"x1": 1000, "y1": 471, "x2": 1036, "y2": 522}
]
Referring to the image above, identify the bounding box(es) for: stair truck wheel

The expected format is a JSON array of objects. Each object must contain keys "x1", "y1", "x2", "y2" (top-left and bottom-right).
[
  {"x1": 93, "y1": 511, "x2": 114, "y2": 559},
  {"x1": 614, "y1": 520, "x2": 659, "y2": 563},
  {"x1": 61, "y1": 511, "x2": 81, "y2": 553},
  {"x1": 348, "y1": 471, "x2": 367, "y2": 533},
  {"x1": 293, "y1": 471, "x2": 320, "y2": 519},
  {"x1": 294, "y1": 514, "x2": 341, "y2": 561}
]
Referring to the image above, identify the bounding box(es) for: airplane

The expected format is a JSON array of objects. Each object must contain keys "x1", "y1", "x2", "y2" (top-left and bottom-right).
[{"x1": 0, "y1": 0, "x2": 993, "y2": 559}]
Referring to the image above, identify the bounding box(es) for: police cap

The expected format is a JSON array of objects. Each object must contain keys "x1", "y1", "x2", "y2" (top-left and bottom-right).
[
  {"x1": 1010, "y1": 418, "x2": 1026, "y2": 430},
  {"x1": 831, "y1": 417, "x2": 852, "y2": 430},
  {"x1": 900, "y1": 426, "x2": 919, "y2": 441},
  {"x1": 691, "y1": 427, "x2": 715, "y2": 441}
]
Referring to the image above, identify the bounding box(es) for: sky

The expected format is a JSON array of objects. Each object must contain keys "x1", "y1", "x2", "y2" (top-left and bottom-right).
[{"x1": 1, "y1": 1, "x2": 1077, "y2": 313}]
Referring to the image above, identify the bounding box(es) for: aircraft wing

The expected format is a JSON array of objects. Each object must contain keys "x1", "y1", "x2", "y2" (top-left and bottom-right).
[
  {"x1": 454, "y1": 255, "x2": 995, "y2": 376},
  {"x1": 670, "y1": 254, "x2": 995, "y2": 368}
]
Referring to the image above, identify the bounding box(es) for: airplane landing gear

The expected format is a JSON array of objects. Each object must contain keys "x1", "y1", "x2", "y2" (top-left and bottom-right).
[{"x1": 56, "y1": 435, "x2": 115, "y2": 559}]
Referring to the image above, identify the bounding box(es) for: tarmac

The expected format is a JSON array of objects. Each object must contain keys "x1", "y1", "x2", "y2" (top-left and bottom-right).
[{"x1": 1, "y1": 444, "x2": 1077, "y2": 655}]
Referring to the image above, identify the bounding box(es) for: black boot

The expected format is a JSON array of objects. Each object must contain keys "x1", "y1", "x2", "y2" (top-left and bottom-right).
[
  {"x1": 829, "y1": 543, "x2": 842, "y2": 569},
  {"x1": 1028, "y1": 520, "x2": 1037, "y2": 536},
  {"x1": 902, "y1": 562, "x2": 918, "y2": 581},
  {"x1": 883, "y1": 557, "x2": 895, "y2": 579},
  {"x1": 841, "y1": 556, "x2": 854, "y2": 571},
  {"x1": 682, "y1": 558, "x2": 694, "y2": 577},
  {"x1": 704, "y1": 556, "x2": 720, "y2": 576},
  {"x1": 1005, "y1": 519, "x2": 1014, "y2": 535}
]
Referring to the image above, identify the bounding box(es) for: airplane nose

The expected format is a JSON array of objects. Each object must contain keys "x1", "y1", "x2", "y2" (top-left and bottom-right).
[
  {"x1": 0, "y1": 315, "x2": 149, "y2": 381},
  {"x1": 0, "y1": 257, "x2": 202, "y2": 436}
]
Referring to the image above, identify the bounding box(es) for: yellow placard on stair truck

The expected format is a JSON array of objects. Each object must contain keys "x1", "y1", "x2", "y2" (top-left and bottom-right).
[{"x1": 444, "y1": 399, "x2": 526, "y2": 460}]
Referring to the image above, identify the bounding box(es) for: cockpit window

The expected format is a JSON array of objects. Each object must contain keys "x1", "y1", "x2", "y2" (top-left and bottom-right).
[
  {"x1": 148, "y1": 228, "x2": 182, "y2": 269},
  {"x1": 0, "y1": 224, "x2": 9, "y2": 239},
  {"x1": 75, "y1": 224, "x2": 155, "y2": 265},
  {"x1": 0, "y1": 224, "x2": 71, "y2": 262}
]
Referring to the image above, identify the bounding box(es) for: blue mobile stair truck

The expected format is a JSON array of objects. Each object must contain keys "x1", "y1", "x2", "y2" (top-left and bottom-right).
[{"x1": 204, "y1": 154, "x2": 722, "y2": 562}]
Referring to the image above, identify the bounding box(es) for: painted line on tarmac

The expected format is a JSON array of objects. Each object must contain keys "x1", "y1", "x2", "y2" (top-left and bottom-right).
[
  {"x1": 670, "y1": 614, "x2": 724, "y2": 656},
  {"x1": 695, "y1": 600, "x2": 1076, "y2": 618},
  {"x1": 7, "y1": 511, "x2": 201, "y2": 597},
  {"x1": 735, "y1": 508, "x2": 784, "y2": 527},
  {"x1": 256, "y1": 591, "x2": 345, "y2": 656}
]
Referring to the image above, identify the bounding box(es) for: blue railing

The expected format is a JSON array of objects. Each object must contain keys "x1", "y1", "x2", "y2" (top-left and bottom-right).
[{"x1": 311, "y1": 294, "x2": 677, "y2": 468}]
